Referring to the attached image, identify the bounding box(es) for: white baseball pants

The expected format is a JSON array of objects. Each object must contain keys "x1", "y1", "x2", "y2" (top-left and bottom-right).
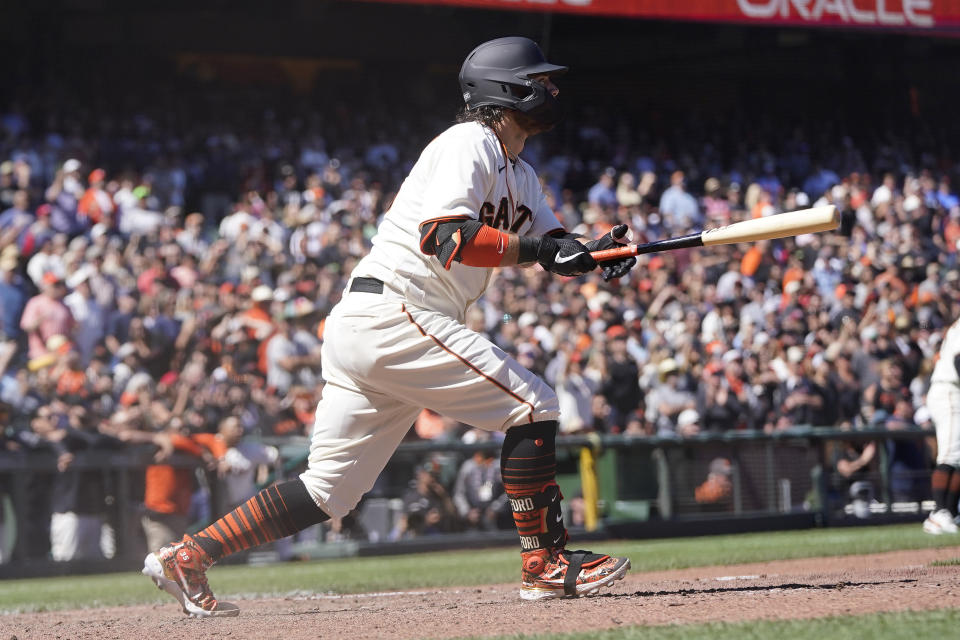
[
  {"x1": 299, "y1": 291, "x2": 559, "y2": 519},
  {"x1": 928, "y1": 381, "x2": 960, "y2": 466}
]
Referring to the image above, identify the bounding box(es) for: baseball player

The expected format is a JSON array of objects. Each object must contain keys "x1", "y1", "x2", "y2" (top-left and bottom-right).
[
  {"x1": 143, "y1": 36, "x2": 635, "y2": 616},
  {"x1": 923, "y1": 317, "x2": 960, "y2": 534}
]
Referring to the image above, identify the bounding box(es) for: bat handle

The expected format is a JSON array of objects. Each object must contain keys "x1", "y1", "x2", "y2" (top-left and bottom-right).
[{"x1": 590, "y1": 245, "x2": 637, "y2": 262}]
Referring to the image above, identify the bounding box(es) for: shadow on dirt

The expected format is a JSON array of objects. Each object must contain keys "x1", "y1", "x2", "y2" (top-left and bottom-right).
[{"x1": 605, "y1": 579, "x2": 918, "y2": 599}]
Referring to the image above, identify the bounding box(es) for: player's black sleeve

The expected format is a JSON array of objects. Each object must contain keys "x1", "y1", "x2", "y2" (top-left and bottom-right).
[{"x1": 419, "y1": 219, "x2": 486, "y2": 269}]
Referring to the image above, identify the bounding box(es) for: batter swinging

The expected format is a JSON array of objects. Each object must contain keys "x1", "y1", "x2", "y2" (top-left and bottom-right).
[
  {"x1": 924, "y1": 318, "x2": 960, "y2": 534},
  {"x1": 143, "y1": 36, "x2": 634, "y2": 617}
]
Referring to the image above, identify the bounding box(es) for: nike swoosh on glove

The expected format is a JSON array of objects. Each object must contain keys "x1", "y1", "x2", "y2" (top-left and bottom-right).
[
  {"x1": 536, "y1": 235, "x2": 597, "y2": 277},
  {"x1": 584, "y1": 224, "x2": 637, "y2": 281}
]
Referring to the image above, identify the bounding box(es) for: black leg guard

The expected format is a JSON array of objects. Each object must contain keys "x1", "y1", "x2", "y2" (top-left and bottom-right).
[
  {"x1": 501, "y1": 420, "x2": 567, "y2": 551},
  {"x1": 501, "y1": 420, "x2": 558, "y2": 492}
]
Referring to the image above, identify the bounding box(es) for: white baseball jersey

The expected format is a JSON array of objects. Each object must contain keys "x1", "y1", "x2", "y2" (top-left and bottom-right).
[
  {"x1": 299, "y1": 121, "x2": 563, "y2": 519},
  {"x1": 351, "y1": 122, "x2": 564, "y2": 322},
  {"x1": 929, "y1": 318, "x2": 960, "y2": 466},
  {"x1": 932, "y1": 319, "x2": 960, "y2": 385}
]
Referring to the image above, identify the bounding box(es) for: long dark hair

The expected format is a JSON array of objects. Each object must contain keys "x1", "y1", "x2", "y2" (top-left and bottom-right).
[
  {"x1": 456, "y1": 104, "x2": 507, "y2": 128},
  {"x1": 455, "y1": 104, "x2": 552, "y2": 136}
]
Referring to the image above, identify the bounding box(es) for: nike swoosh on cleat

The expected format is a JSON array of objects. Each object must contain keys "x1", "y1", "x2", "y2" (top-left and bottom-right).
[
  {"x1": 555, "y1": 513, "x2": 563, "y2": 524},
  {"x1": 554, "y1": 252, "x2": 584, "y2": 264}
]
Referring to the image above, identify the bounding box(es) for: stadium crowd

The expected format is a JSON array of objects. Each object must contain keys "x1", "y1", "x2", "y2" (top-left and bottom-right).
[{"x1": 0, "y1": 86, "x2": 955, "y2": 557}]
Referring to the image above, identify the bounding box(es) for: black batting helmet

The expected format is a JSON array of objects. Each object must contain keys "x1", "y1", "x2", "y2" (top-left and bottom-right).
[{"x1": 459, "y1": 37, "x2": 567, "y2": 126}]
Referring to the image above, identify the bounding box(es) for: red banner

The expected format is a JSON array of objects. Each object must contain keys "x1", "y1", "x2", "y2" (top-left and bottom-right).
[{"x1": 366, "y1": 0, "x2": 960, "y2": 32}]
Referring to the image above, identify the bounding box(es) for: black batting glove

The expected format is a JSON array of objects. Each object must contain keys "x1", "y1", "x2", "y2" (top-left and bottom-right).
[
  {"x1": 518, "y1": 235, "x2": 597, "y2": 277},
  {"x1": 584, "y1": 224, "x2": 636, "y2": 281}
]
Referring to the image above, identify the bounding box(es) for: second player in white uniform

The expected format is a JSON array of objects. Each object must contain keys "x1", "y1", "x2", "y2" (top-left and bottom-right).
[
  {"x1": 143, "y1": 36, "x2": 635, "y2": 616},
  {"x1": 923, "y1": 318, "x2": 960, "y2": 534}
]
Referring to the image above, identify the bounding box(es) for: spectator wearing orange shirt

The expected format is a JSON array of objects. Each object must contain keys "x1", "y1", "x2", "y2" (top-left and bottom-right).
[
  {"x1": 77, "y1": 169, "x2": 114, "y2": 226},
  {"x1": 751, "y1": 188, "x2": 775, "y2": 219},
  {"x1": 873, "y1": 262, "x2": 908, "y2": 299},
  {"x1": 140, "y1": 421, "x2": 228, "y2": 552},
  {"x1": 55, "y1": 350, "x2": 88, "y2": 400},
  {"x1": 945, "y1": 209, "x2": 960, "y2": 255},
  {"x1": 241, "y1": 285, "x2": 276, "y2": 342}
]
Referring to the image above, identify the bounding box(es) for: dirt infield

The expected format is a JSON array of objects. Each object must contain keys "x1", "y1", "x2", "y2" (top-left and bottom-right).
[{"x1": 7, "y1": 546, "x2": 960, "y2": 639}]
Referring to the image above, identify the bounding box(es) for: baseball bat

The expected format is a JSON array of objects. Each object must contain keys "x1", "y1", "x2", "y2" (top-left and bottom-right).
[{"x1": 590, "y1": 205, "x2": 839, "y2": 262}]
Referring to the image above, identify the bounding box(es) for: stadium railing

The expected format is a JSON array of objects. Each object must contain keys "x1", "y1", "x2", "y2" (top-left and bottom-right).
[{"x1": 0, "y1": 426, "x2": 935, "y2": 578}]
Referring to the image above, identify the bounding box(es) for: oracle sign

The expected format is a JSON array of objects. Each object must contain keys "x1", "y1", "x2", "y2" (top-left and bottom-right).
[
  {"x1": 737, "y1": 0, "x2": 934, "y2": 27},
  {"x1": 362, "y1": 0, "x2": 960, "y2": 33}
]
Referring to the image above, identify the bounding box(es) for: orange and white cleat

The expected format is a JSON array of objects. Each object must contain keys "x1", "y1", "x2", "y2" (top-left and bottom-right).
[
  {"x1": 520, "y1": 547, "x2": 630, "y2": 600},
  {"x1": 142, "y1": 535, "x2": 240, "y2": 617}
]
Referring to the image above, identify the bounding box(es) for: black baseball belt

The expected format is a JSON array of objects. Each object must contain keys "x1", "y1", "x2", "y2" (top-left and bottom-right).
[{"x1": 349, "y1": 277, "x2": 384, "y2": 294}]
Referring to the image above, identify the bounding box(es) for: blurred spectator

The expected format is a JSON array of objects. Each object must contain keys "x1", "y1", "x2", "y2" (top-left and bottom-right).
[
  {"x1": 659, "y1": 170, "x2": 700, "y2": 231},
  {"x1": 46, "y1": 405, "x2": 126, "y2": 561},
  {"x1": 63, "y1": 266, "x2": 105, "y2": 365},
  {"x1": 393, "y1": 461, "x2": 458, "y2": 538},
  {"x1": 646, "y1": 358, "x2": 695, "y2": 436},
  {"x1": 217, "y1": 415, "x2": 280, "y2": 508},
  {"x1": 587, "y1": 168, "x2": 617, "y2": 209},
  {"x1": 0, "y1": 253, "x2": 25, "y2": 372},
  {"x1": 600, "y1": 326, "x2": 641, "y2": 431},
  {"x1": 615, "y1": 172, "x2": 641, "y2": 208},
  {"x1": 694, "y1": 458, "x2": 733, "y2": 509},
  {"x1": 702, "y1": 178, "x2": 731, "y2": 226},
  {"x1": 862, "y1": 358, "x2": 911, "y2": 427},
  {"x1": 834, "y1": 434, "x2": 878, "y2": 518},
  {"x1": 264, "y1": 299, "x2": 323, "y2": 396},
  {"x1": 137, "y1": 418, "x2": 224, "y2": 552},
  {"x1": 884, "y1": 398, "x2": 929, "y2": 502},
  {"x1": 452, "y1": 435, "x2": 510, "y2": 532},
  {"x1": 20, "y1": 273, "x2": 74, "y2": 361},
  {"x1": 676, "y1": 408, "x2": 700, "y2": 438},
  {"x1": 0, "y1": 190, "x2": 33, "y2": 249},
  {"x1": 556, "y1": 350, "x2": 598, "y2": 435},
  {"x1": 77, "y1": 169, "x2": 114, "y2": 227},
  {"x1": 697, "y1": 361, "x2": 745, "y2": 433},
  {"x1": 772, "y1": 347, "x2": 824, "y2": 430},
  {"x1": 45, "y1": 159, "x2": 84, "y2": 235}
]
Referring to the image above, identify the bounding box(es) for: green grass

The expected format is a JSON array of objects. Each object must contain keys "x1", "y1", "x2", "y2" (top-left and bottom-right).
[
  {"x1": 929, "y1": 557, "x2": 960, "y2": 566},
  {"x1": 474, "y1": 609, "x2": 960, "y2": 640},
  {"x1": 1, "y1": 523, "x2": 959, "y2": 613}
]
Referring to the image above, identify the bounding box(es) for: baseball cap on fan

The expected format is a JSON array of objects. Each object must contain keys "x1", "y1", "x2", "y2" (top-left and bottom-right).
[
  {"x1": 677, "y1": 409, "x2": 699, "y2": 428},
  {"x1": 658, "y1": 358, "x2": 679, "y2": 379},
  {"x1": 722, "y1": 349, "x2": 742, "y2": 364},
  {"x1": 251, "y1": 285, "x2": 273, "y2": 302},
  {"x1": 66, "y1": 264, "x2": 94, "y2": 289}
]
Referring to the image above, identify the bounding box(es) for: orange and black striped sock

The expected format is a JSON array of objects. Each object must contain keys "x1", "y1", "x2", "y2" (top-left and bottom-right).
[
  {"x1": 190, "y1": 479, "x2": 328, "y2": 562},
  {"x1": 501, "y1": 420, "x2": 566, "y2": 551}
]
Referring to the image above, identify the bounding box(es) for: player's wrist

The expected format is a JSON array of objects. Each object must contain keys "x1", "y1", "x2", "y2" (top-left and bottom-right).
[{"x1": 517, "y1": 235, "x2": 547, "y2": 265}]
